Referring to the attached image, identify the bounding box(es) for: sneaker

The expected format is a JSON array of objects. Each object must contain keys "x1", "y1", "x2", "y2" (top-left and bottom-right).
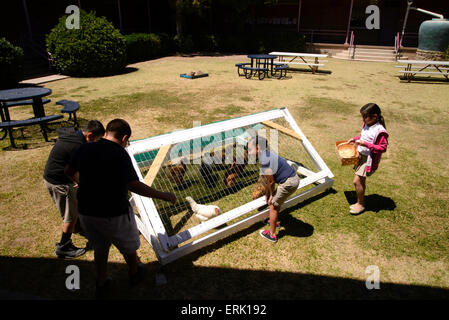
[
  {"x1": 95, "y1": 277, "x2": 112, "y2": 300},
  {"x1": 263, "y1": 218, "x2": 280, "y2": 229},
  {"x1": 55, "y1": 240, "x2": 86, "y2": 259},
  {"x1": 259, "y1": 229, "x2": 277, "y2": 243},
  {"x1": 130, "y1": 263, "x2": 147, "y2": 286}
]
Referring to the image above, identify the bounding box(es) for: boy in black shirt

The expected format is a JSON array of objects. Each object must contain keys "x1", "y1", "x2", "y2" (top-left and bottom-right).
[
  {"x1": 43, "y1": 120, "x2": 105, "y2": 259},
  {"x1": 66, "y1": 119, "x2": 176, "y2": 296}
]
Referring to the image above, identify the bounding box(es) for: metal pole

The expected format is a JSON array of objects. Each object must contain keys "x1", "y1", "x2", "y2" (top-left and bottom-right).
[
  {"x1": 399, "y1": 1, "x2": 413, "y2": 48},
  {"x1": 78, "y1": 0, "x2": 81, "y2": 9},
  {"x1": 22, "y1": 0, "x2": 32, "y2": 38},
  {"x1": 147, "y1": 0, "x2": 151, "y2": 33},
  {"x1": 344, "y1": 0, "x2": 354, "y2": 45},
  {"x1": 414, "y1": 8, "x2": 444, "y2": 19},
  {"x1": 297, "y1": 0, "x2": 302, "y2": 33},
  {"x1": 117, "y1": 0, "x2": 123, "y2": 33}
]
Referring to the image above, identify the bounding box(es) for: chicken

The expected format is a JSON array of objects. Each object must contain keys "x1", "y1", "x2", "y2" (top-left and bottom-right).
[
  {"x1": 165, "y1": 161, "x2": 187, "y2": 184},
  {"x1": 223, "y1": 149, "x2": 248, "y2": 188},
  {"x1": 224, "y1": 172, "x2": 238, "y2": 188},
  {"x1": 186, "y1": 196, "x2": 220, "y2": 222},
  {"x1": 252, "y1": 175, "x2": 267, "y2": 199}
]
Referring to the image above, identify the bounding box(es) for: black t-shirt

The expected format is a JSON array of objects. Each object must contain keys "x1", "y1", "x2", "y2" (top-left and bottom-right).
[
  {"x1": 69, "y1": 138, "x2": 139, "y2": 217},
  {"x1": 43, "y1": 127, "x2": 86, "y2": 185}
]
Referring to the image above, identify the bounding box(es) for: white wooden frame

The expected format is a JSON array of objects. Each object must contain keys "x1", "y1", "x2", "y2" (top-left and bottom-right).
[
  {"x1": 269, "y1": 51, "x2": 328, "y2": 73},
  {"x1": 127, "y1": 108, "x2": 334, "y2": 265},
  {"x1": 396, "y1": 59, "x2": 449, "y2": 82}
]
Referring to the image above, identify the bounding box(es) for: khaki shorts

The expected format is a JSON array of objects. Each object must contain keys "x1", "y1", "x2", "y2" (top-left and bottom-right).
[
  {"x1": 44, "y1": 179, "x2": 78, "y2": 224},
  {"x1": 354, "y1": 154, "x2": 374, "y2": 177},
  {"x1": 272, "y1": 174, "x2": 300, "y2": 208},
  {"x1": 78, "y1": 206, "x2": 140, "y2": 255}
]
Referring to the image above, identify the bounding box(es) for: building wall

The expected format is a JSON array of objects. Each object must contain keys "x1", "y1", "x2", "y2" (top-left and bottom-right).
[{"x1": 1, "y1": 0, "x2": 448, "y2": 51}]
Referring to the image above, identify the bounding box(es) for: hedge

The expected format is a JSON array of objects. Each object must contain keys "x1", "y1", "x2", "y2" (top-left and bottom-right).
[
  {"x1": 124, "y1": 33, "x2": 173, "y2": 63},
  {"x1": 46, "y1": 10, "x2": 127, "y2": 77},
  {"x1": 0, "y1": 37, "x2": 24, "y2": 89}
]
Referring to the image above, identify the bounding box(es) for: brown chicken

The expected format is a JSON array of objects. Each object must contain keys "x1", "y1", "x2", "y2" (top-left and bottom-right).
[
  {"x1": 165, "y1": 162, "x2": 187, "y2": 184},
  {"x1": 252, "y1": 175, "x2": 268, "y2": 199},
  {"x1": 223, "y1": 149, "x2": 248, "y2": 188}
]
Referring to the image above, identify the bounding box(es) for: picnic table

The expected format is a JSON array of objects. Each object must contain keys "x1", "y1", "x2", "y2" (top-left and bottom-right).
[
  {"x1": 396, "y1": 59, "x2": 449, "y2": 82},
  {"x1": 235, "y1": 54, "x2": 288, "y2": 80},
  {"x1": 0, "y1": 87, "x2": 62, "y2": 148},
  {"x1": 269, "y1": 51, "x2": 328, "y2": 74}
]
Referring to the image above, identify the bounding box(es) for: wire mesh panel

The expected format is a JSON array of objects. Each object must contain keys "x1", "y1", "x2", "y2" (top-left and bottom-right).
[{"x1": 127, "y1": 108, "x2": 334, "y2": 264}]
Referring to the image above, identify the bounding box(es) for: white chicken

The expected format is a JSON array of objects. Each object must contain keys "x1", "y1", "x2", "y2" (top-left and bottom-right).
[{"x1": 186, "y1": 196, "x2": 220, "y2": 222}]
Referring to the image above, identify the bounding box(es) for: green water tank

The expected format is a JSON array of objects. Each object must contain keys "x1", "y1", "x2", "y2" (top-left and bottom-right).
[{"x1": 418, "y1": 18, "x2": 449, "y2": 52}]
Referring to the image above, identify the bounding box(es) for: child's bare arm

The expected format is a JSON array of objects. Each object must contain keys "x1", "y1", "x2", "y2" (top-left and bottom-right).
[
  {"x1": 263, "y1": 168, "x2": 276, "y2": 203},
  {"x1": 127, "y1": 180, "x2": 177, "y2": 204}
]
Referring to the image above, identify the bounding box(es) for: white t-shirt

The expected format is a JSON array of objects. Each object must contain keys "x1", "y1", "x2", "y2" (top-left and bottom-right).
[{"x1": 358, "y1": 122, "x2": 385, "y2": 156}]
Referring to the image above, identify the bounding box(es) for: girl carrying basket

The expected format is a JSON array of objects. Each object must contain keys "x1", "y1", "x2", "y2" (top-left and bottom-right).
[{"x1": 347, "y1": 103, "x2": 389, "y2": 215}]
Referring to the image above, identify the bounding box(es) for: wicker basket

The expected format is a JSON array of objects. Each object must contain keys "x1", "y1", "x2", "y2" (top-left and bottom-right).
[{"x1": 335, "y1": 140, "x2": 359, "y2": 166}]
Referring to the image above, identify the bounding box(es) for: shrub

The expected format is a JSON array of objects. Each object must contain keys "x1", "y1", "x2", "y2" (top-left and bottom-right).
[
  {"x1": 445, "y1": 45, "x2": 449, "y2": 60},
  {"x1": 124, "y1": 33, "x2": 174, "y2": 63},
  {"x1": 174, "y1": 34, "x2": 194, "y2": 53},
  {"x1": 0, "y1": 37, "x2": 24, "y2": 89},
  {"x1": 192, "y1": 34, "x2": 219, "y2": 52},
  {"x1": 46, "y1": 10, "x2": 127, "y2": 77}
]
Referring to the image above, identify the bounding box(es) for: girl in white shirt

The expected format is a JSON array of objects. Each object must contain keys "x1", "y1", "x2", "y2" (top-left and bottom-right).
[{"x1": 347, "y1": 103, "x2": 389, "y2": 215}]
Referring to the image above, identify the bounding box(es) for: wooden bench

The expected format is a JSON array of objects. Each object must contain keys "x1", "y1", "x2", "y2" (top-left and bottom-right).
[
  {"x1": 0, "y1": 115, "x2": 63, "y2": 148},
  {"x1": 269, "y1": 51, "x2": 328, "y2": 74},
  {"x1": 56, "y1": 100, "x2": 80, "y2": 127},
  {"x1": 396, "y1": 60, "x2": 449, "y2": 82}
]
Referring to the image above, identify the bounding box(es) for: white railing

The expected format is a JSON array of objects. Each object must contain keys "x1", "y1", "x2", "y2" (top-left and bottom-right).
[
  {"x1": 348, "y1": 31, "x2": 355, "y2": 59},
  {"x1": 394, "y1": 32, "x2": 400, "y2": 60}
]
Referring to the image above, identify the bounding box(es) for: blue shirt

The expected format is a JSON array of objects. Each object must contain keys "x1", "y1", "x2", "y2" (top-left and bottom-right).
[{"x1": 259, "y1": 150, "x2": 297, "y2": 184}]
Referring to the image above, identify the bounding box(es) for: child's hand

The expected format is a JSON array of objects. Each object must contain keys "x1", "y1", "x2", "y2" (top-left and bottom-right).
[
  {"x1": 165, "y1": 192, "x2": 177, "y2": 205},
  {"x1": 347, "y1": 138, "x2": 355, "y2": 144},
  {"x1": 354, "y1": 139, "x2": 365, "y2": 146}
]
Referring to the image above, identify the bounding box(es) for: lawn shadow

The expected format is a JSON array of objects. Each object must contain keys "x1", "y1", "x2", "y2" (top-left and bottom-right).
[
  {"x1": 398, "y1": 76, "x2": 449, "y2": 84},
  {"x1": 66, "y1": 67, "x2": 139, "y2": 79},
  {"x1": 344, "y1": 191, "x2": 396, "y2": 213},
  {"x1": 0, "y1": 120, "x2": 80, "y2": 150},
  {"x1": 1, "y1": 255, "x2": 448, "y2": 301},
  {"x1": 288, "y1": 68, "x2": 332, "y2": 75}
]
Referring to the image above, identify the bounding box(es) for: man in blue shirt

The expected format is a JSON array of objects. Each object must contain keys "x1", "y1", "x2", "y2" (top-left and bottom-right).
[{"x1": 248, "y1": 136, "x2": 299, "y2": 243}]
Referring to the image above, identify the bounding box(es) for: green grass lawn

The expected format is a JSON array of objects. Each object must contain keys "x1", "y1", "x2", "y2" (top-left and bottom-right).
[{"x1": 1, "y1": 55, "x2": 448, "y2": 300}]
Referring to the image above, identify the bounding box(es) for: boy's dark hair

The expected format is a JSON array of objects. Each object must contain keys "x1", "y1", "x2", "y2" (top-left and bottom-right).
[
  {"x1": 248, "y1": 136, "x2": 269, "y2": 151},
  {"x1": 106, "y1": 118, "x2": 132, "y2": 140},
  {"x1": 360, "y1": 103, "x2": 386, "y2": 129},
  {"x1": 83, "y1": 120, "x2": 105, "y2": 138}
]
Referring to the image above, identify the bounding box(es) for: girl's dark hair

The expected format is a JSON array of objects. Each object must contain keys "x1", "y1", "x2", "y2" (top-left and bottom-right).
[
  {"x1": 83, "y1": 120, "x2": 105, "y2": 138},
  {"x1": 106, "y1": 118, "x2": 132, "y2": 140},
  {"x1": 360, "y1": 103, "x2": 386, "y2": 129}
]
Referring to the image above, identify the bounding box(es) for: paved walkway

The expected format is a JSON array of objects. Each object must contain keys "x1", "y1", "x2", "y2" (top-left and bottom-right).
[{"x1": 20, "y1": 74, "x2": 69, "y2": 85}]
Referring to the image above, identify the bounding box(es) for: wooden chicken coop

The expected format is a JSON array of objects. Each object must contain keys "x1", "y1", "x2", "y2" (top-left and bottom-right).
[{"x1": 126, "y1": 108, "x2": 334, "y2": 265}]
